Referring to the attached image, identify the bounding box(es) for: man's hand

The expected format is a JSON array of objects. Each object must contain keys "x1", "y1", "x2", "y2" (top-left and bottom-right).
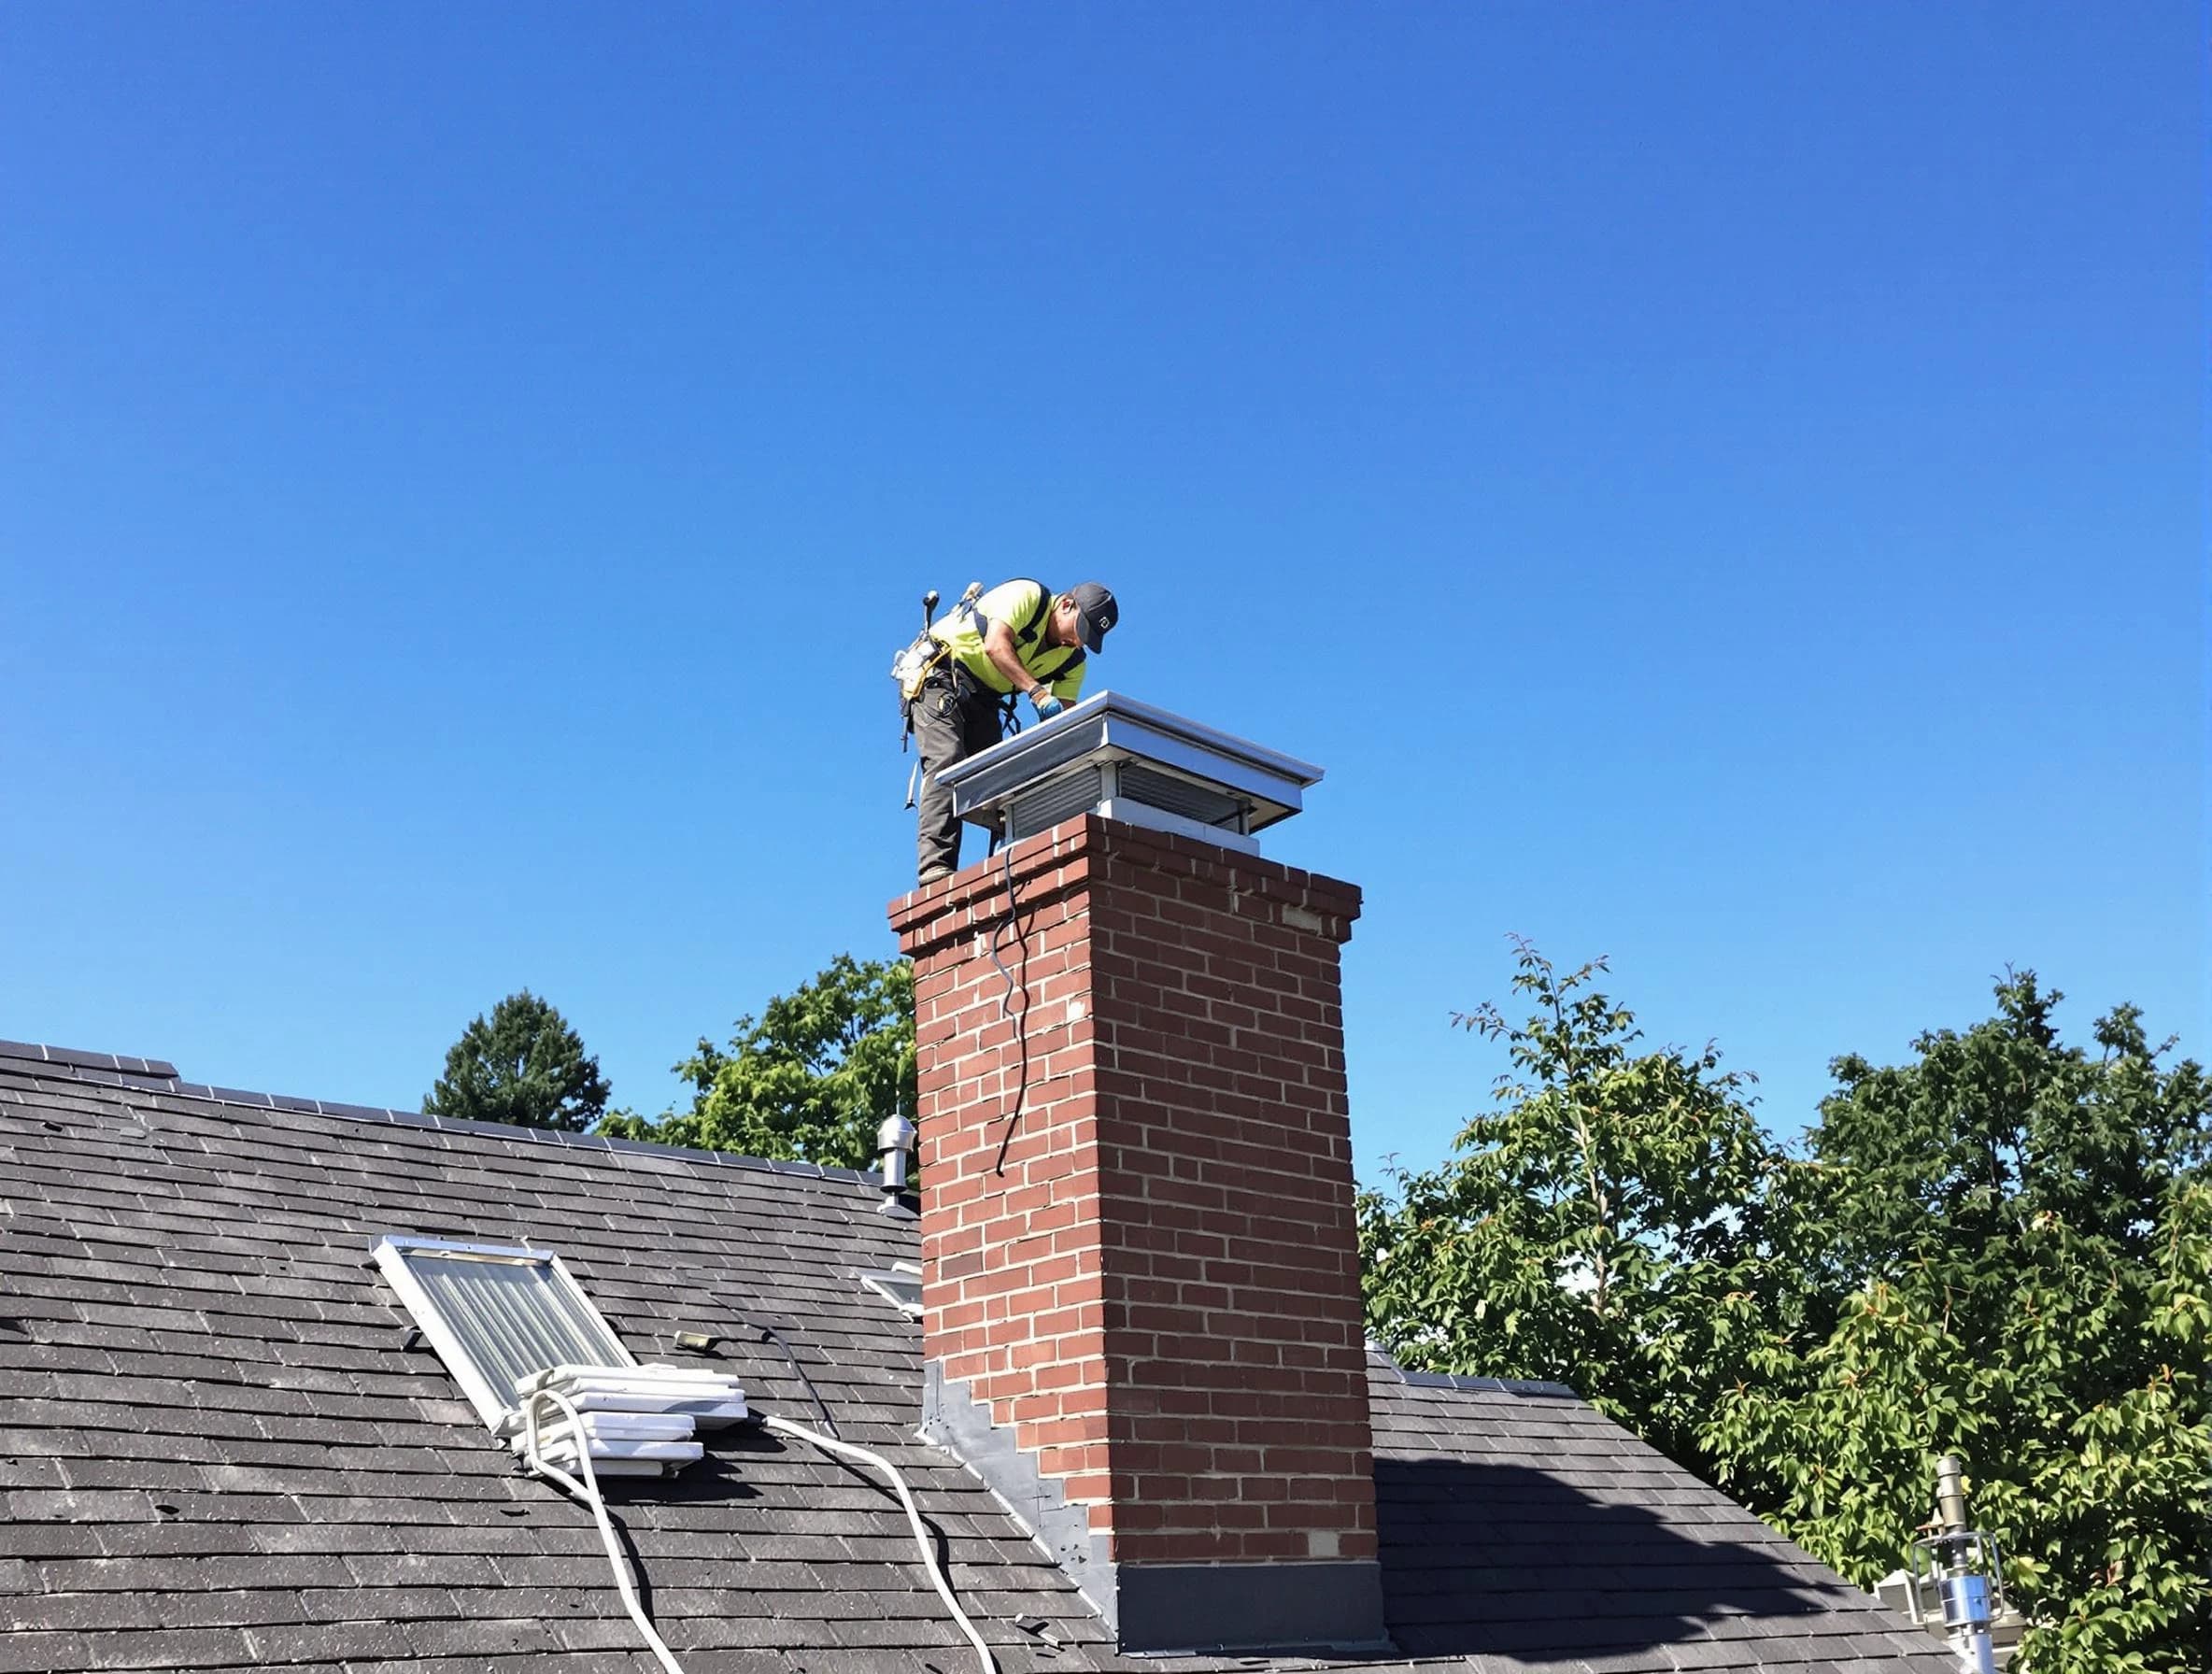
[{"x1": 1032, "y1": 691, "x2": 1064, "y2": 719}]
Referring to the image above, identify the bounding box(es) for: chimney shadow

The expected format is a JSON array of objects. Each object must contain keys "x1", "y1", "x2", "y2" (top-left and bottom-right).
[{"x1": 1376, "y1": 1455, "x2": 1869, "y2": 1662}]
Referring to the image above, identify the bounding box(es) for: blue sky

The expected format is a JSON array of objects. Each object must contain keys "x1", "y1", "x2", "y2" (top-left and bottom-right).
[{"x1": 3, "y1": 5, "x2": 2203, "y2": 1177}]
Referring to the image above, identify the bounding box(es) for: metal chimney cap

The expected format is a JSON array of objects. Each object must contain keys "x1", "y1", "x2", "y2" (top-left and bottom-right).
[{"x1": 936, "y1": 689, "x2": 1324, "y2": 854}]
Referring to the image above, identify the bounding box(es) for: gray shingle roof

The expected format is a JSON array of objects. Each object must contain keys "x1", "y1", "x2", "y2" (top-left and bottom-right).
[{"x1": 0, "y1": 1038, "x2": 1954, "y2": 1673}]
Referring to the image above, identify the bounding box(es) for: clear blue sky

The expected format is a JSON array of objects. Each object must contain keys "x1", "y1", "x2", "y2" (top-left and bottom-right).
[{"x1": 4, "y1": 5, "x2": 2203, "y2": 1176}]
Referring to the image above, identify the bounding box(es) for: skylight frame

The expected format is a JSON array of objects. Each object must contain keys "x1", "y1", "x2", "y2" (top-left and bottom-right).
[
  {"x1": 860, "y1": 1259, "x2": 924, "y2": 1319},
  {"x1": 373, "y1": 1233, "x2": 641, "y2": 1432}
]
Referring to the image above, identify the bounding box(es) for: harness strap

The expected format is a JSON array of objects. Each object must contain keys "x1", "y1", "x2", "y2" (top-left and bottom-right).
[
  {"x1": 956, "y1": 579, "x2": 1057, "y2": 642},
  {"x1": 1001, "y1": 578, "x2": 1054, "y2": 648},
  {"x1": 1024, "y1": 647, "x2": 1082, "y2": 697},
  {"x1": 965, "y1": 581, "x2": 1082, "y2": 703}
]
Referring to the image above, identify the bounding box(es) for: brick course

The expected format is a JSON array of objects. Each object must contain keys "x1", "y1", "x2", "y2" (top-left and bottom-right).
[{"x1": 890, "y1": 816, "x2": 1376, "y2": 1569}]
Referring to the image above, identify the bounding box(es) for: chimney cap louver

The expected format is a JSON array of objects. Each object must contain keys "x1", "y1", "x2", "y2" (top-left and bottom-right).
[{"x1": 936, "y1": 689, "x2": 1322, "y2": 854}]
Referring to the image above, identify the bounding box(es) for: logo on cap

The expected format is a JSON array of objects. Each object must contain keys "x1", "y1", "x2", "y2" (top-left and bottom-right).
[{"x1": 1068, "y1": 582, "x2": 1117, "y2": 651}]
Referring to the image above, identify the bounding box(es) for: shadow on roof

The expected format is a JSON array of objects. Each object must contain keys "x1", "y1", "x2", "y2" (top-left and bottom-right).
[{"x1": 1378, "y1": 1455, "x2": 1850, "y2": 1660}]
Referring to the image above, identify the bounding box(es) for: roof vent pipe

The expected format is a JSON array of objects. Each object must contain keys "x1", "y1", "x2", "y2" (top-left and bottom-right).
[
  {"x1": 877, "y1": 1113, "x2": 917, "y2": 1215},
  {"x1": 1901, "y1": 1453, "x2": 2016, "y2": 1672}
]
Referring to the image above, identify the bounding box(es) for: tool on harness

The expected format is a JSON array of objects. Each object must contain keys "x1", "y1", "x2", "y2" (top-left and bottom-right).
[
  {"x1": 892, "y1": 585, "x2": 967, "y2": 707},
  {"x1": 896, "y1": 584, "x2": 983, "y2": 806}
]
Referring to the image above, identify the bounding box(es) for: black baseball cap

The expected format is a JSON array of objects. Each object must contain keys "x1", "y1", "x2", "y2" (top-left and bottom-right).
[{"x1": 1066, "y1": 582, "x2": 1117, "y2": 651}]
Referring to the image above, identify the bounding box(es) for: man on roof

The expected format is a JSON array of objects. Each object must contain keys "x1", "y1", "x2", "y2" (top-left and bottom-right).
[{"x1": 910, "y1": 578, "x2": 1118, "y2": 885}]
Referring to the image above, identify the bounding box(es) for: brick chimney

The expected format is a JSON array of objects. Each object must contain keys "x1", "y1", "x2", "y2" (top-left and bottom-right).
[{"x1": 887, "y1": 814, "x2": 1383, "y2": 1653}]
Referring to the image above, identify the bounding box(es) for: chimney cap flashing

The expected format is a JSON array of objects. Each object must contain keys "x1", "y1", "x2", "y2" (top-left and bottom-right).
[{"x1": 938, "y1": 689, "x2": 1323, "y2": 844}]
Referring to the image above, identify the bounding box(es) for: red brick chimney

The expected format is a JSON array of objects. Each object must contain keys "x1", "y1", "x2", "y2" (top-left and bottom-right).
[{"x1": 888, "y1": 814, "x2": 1383, "y2": 1653}]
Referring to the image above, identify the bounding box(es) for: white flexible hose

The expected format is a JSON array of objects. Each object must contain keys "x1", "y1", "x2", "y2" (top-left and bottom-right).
[
  {"x1": 518, "y1": 1388, "x2": 688, "y2": 1674},
  {"x1": 764, "y1": 1413, "x2": 999, "y2": 1674},
  {"x1": 514, "y1": 1393, "x2": 996, "y2": 1674}
]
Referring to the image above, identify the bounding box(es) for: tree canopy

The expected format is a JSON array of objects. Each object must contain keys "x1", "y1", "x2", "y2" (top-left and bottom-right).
[
  {"x1": 1707, "y1": 975, "x2": 2209, "y2": 1672},
  {"x1": 1358, "y1": 941, "x2": 1778, "y2": 1467},
  {"x1": 422, "y1": 989, "x2": 611, "y2": 1132},
  {"x1": 603, "y1": 954, "x2": 915, "y2": 1169},
  {"x1": 1359, "y1": 946, "x2": 2209, "y2": 1674}
]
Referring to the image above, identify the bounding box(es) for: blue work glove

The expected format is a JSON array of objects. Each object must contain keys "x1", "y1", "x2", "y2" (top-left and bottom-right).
[{"x1": 1032, "y1": 691, "x2": 1064, "y2": 719}]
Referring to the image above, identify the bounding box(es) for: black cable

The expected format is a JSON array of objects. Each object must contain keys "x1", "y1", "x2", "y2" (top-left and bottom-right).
[
  {"x1": 731, "y1": 1313, "x2": 840, "y2": 1440},
  {"x1": 987, "y1": 842, "x2": 1035, "y2": 1177},
  {"x1": 983, "y1": 841, "x2": 1020, "y2": 1013}
]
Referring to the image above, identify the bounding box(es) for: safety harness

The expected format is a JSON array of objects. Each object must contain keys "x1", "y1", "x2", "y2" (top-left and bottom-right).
[
  {"x1": 987, "y1": 580, "x2": 1086, "y2": 712},
  {"x1": 894, "y1": 579, "x2": 1084, "y2": 735}
]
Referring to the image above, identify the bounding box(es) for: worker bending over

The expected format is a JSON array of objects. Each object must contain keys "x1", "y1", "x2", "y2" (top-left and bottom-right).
[{"x1": 910, "y1": 579, "x2": 1117, "y2": 884}]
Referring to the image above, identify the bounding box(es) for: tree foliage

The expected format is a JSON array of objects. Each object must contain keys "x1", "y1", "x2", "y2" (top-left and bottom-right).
[
  {"x1": 1359, "y1": 941, "x2": 1779, "y2": 1466},
  {"x1": 1360, "y1": 947, "x2": 2210, "y2": 1673},
  {"x1": 603, "y1": 955, "x2": 915, "y2": 1169},
  {"x1": 423, "y1": 989, "x2": 611, "y2": 1132},
  {"x1": 1707, "y1": 976, "x2": 2210, "y2": 1672}
]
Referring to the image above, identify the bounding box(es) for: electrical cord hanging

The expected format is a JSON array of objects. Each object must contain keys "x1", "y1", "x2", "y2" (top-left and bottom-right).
[
  {"x1": 985, "y1": 841, "x2": 1035, "y2": 1176},
  {"x1": 517, "y1": 1387, "x2": 688, "y2": 1674},
  {"x1": 763, "y1": 1413, "x2": 998, "y2": 1674}
]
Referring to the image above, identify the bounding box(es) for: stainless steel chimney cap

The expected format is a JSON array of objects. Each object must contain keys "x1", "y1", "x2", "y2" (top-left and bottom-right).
[{"x1": 934, "y1": 689, "x2": 1323, "y2": 854}]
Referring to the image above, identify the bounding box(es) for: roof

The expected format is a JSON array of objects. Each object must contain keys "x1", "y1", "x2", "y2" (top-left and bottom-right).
[{"x1": 0, "y1": 1037, "x2": 1956, "y2": 1674}]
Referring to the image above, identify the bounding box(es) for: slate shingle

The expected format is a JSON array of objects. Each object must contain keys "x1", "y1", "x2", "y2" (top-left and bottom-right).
[
  {"x1": 0, "y1": 1042, "x2": 1960, "y2": 1673},
  {"x1": 0, "y1": 1629, "x2": 92, "y2": 1673}
]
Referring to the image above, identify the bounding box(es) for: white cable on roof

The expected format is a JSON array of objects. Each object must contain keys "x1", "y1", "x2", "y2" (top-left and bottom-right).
[
  {"x1": 513, "y1": 1383, "x2": 996, "y2": 1674},
  {"x1": 517, "y1": 1387, "x2": 688, "y2": 1674},
  {"x1": 763, "y1": 1413, "x2": 999, "y2": 1674}
]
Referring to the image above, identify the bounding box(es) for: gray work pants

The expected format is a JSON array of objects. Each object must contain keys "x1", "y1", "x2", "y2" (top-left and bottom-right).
[{"x1": 911, "y1": 669, "x2": 1005, "y2": 882}]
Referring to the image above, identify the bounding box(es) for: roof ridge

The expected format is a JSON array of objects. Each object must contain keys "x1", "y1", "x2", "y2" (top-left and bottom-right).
[
  {"x1": 0, "y1": 1034, "x2": 878, "y2": 1187},
  {"x1": 0, "y1": 1036, "x2": 179, "y2": 1081},
  {"x1": 179, "y1": 1077, "x2": 879, "y2": 1186},
  {"x1": 1364, "y1": 1344, "x2": 1578, "y2": 1398},
  {"x1": 1396, "y1": 1369, "x2": 1579, "y2": 1397}
]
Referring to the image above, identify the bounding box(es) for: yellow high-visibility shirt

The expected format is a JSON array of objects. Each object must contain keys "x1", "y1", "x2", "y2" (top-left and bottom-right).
[{"x1": 928, "y1": 579, "x2": 1087, "y2": 702}]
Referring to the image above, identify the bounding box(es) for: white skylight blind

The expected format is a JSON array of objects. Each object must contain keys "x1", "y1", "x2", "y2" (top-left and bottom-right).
[
  {"x1": 374, "y1": 1234, "x2": 638, "y2": 1430},
  {"x1": 411, "y1": 1253, "x2": 627, "y2": 1397}
]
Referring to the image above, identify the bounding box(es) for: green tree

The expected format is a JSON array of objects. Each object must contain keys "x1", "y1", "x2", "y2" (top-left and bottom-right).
[
  {"x1": 604, "y1": 954, "x2": 915, "y2": 1169},
  {"x1": 1365, "y1": 949, "x2": 2212, "y2": 1673},
  {"x1": 423, "y1": 990, "x2": 611, "y2": 1132},
  {"x1": 1358, "y1": 940, "x2": 1780, "y2": 1468},
  {"x1": 1705, "y1": 976, "x2": 2210, "y2": 1673}
]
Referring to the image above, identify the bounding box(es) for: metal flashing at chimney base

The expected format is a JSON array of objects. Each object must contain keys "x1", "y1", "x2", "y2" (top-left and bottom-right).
[{"x1": 921, "y1": 1361, "x2": 1391, "y2": 1655}]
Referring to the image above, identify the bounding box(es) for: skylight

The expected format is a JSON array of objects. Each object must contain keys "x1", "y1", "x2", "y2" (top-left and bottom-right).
[
  {"x1": 860, "y1": 1260, "x2": 923, "y2": 1318},
  {"x1": 373, "y1": 1234, "x2": 638, "y2": 1430}
]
